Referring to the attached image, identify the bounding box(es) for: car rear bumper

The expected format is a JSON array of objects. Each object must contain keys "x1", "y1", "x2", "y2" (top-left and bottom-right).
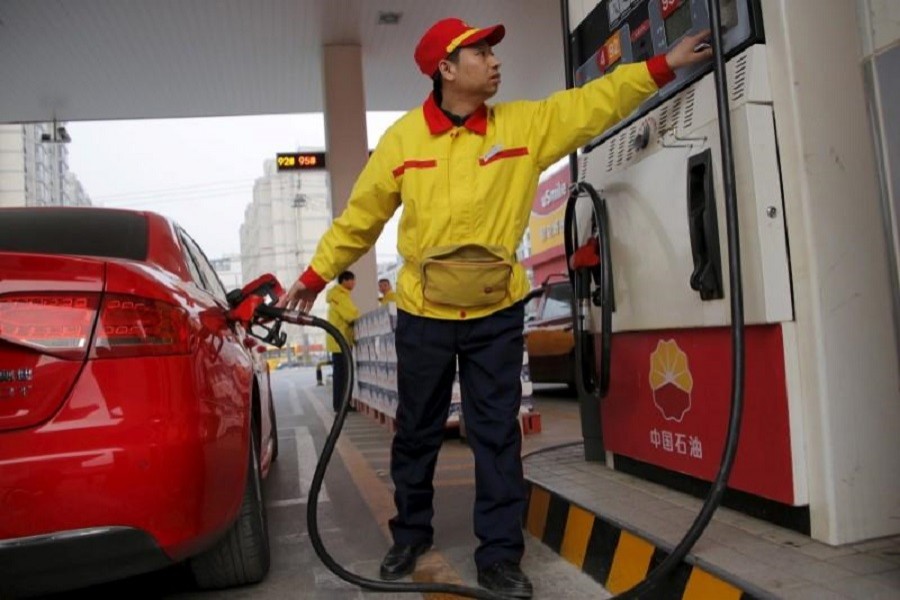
[
  {"x1": 0, "y1": 355, "x2": 250, "y2": 564},
  {"x1": 0, "y1": 526, "x2": 172, "y2": 597}
]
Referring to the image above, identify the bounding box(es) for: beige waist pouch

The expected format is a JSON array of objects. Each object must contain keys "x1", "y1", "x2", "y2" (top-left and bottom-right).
[{"x1": 421, "y1": 244, "x2": 513, "y2": 308}]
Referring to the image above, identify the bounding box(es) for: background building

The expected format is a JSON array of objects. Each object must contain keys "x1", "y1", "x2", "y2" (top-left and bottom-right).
[
  {"x1": 63, "y1": 172, "x2": 92, "y2": 207},
  {"x1": 241, "y1": 155, "x2": 331, "y2": 360},
  {"x1": 210, "y1": 254, "x2": 244, "y2": 292},
  {"x1": 0, "y1": 122, "x2": 91, "y2": 208}
]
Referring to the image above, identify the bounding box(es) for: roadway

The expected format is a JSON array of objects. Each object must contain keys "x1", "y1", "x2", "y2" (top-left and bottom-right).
[{"x1": 35, "y1": 367, "x2": 608, "y2": 599}]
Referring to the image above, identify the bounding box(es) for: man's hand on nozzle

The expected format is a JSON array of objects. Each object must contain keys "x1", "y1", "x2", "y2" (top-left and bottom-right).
[
  {"x1": 666, "y1": 30, "x2": 713, "y2": 70},
  {"x1": 276, "y1": 279, "x2": 318, "y2": 314}
]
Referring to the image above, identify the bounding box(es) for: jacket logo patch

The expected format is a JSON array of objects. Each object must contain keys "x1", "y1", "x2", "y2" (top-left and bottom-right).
[
  {"x1": 393, "y1": 159, "x2": 438, "y2": 178},
  {"x1": 478, "y1": 146, "x2": 529, "y2": 166},
  {"x1": 481, "y1": 144, "x2": 503, "y2": 163}
]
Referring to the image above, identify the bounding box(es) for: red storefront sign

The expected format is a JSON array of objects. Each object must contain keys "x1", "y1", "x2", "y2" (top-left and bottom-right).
[{"x1": 524, "y1": 167, "x2": 570, "y2": 284}]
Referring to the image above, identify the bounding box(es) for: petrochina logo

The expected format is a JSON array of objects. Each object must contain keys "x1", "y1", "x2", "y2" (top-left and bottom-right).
[{"x1": 649, "y1": 340, "x2": 693, "y2": 422}]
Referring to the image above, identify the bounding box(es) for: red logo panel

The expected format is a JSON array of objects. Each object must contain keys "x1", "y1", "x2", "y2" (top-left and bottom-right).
[{"x1": 601, "y1": 325, "x2": 796, "y2": 505}]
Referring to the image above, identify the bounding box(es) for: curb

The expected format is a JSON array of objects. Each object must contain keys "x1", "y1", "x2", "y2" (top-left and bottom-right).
[{"x1": 524, "y1": 481, "x2": 772, "y2": 599}]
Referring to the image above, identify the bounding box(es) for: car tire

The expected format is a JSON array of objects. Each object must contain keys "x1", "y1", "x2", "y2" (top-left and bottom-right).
[
  {"x1": 269, "y1": 402, "x2": 279, "y2": 463},
  {"x1": 190, "y1": 429, "x2": 271, "y2": 589}
]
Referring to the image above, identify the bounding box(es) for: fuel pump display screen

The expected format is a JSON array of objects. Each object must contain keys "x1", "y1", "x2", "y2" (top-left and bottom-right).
[
  {"x1": 572, "y1": 0, "x2": 764, "y2": 148},
  {"x1": 664, "y1": 0, "x2": 693, "y2": 45}
]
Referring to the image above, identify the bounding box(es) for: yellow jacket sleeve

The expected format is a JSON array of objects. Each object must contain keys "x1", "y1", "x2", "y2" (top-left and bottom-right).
[
  {"x1": 512, "y1": 62, "x2": 661, "y2": 171},
  {"x1": 308, "y1": 134, "x2": 402, "y2": 283}
]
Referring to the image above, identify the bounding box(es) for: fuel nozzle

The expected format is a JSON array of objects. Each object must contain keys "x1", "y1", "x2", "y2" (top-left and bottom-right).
[
  {"x1": 226, "y1": 274, "x2": 288, "y2": 348},
  {"x1": 226, "y1": 273, "x2": 285, "y2": 308}
]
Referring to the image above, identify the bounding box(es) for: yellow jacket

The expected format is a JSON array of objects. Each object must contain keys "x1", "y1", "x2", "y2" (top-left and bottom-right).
[
  {"x1": 300, "y1": 58, "x2": 673, "y2": 320},
  {"x1": 379, "y1": 290, "x2": 398, "y2": 305},
  {"x1": 325, "y1": 284, "x2": 359, "y2": 353}
]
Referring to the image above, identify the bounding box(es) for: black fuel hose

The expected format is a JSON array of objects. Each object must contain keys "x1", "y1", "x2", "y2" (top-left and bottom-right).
[
  {"x1": 558, "y1": 0, "x2": 746, "y2": 596},
  {"x1": 255, "y1": 305, "x2": 514, "y2": 599},
  {"x1": 564, "y1": 182, "x2": 613, "y2": 399}
]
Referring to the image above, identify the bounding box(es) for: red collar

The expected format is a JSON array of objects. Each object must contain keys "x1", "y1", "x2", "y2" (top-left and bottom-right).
[{"x1": 422, "y1": 93, "x2": 488, "y2": 136}]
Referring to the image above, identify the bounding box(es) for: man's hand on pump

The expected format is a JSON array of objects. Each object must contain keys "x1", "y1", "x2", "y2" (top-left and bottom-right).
[
  {"x1": 277, "y1": 279, "x2": 318, "y2": 314},
  {"x1": 666, "y1": 29, "x2": 714, "y2": 70}
]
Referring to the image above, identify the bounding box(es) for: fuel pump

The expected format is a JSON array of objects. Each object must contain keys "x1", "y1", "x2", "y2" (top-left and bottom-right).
[
  {"x1": 562, "y1": 0, "x2": 754, "y2": 595},
  {"x1": 565, "y1": 0, "x2": 808, "y2": 515}
]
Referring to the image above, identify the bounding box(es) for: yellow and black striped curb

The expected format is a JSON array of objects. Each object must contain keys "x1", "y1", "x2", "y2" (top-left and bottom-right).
[{"x1": 525, "y1": 482, "x2": 770, "y2": 599}]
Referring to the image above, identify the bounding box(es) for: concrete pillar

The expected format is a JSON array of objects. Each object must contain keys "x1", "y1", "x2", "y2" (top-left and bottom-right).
[{"x1": 322, "y1": 43, "x2": 378, "y2": 312}]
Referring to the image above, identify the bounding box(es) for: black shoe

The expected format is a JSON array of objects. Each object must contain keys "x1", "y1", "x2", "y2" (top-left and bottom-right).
[
  {"x1": 379, "y1": 541, "x2": 432, "y2": 580},
  {"x1": 477, "y1": 561, "x2": 533, "y2": 599}
]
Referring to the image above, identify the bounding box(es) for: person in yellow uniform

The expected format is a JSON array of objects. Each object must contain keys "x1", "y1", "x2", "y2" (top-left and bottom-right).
[
  {"x1": 278, "y1": 16, "x2": 711, "y2": 598},
  {"x1": 326, "y1": 271, "x2": 359, "y2": 412},
  {"x1": 378, "y1": 278, "x2": 398, "y2": 305}
]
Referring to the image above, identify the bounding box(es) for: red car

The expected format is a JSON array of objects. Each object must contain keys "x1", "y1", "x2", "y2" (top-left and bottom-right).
[{"x1": 0, "y1": 207, "x2": 278, "y2": 596}]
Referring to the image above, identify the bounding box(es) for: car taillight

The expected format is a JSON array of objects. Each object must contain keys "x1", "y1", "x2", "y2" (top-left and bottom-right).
[
  {"x1": 91, "y1": 294, "x2": 191, "y2": 358},
  {"x1": 0, "y1": 293, "x2": 100, "y2": 358}
]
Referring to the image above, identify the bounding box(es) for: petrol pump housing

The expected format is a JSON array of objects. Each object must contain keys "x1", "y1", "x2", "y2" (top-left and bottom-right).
[{"x1": 567, "y1": 0, "x2": 900, "y2": 546}]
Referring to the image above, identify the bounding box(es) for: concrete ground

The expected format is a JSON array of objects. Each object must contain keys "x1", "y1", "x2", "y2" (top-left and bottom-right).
[{"x1": 34, "y1": 368, "x2": 606, "y2": 600}]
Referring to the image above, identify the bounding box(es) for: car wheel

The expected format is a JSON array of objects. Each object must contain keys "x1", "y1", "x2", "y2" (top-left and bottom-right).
[
  {"x1": 269, "y1": 402, "x2": 279, "y2": 462},
  {"x1": 190, "y1": 429, "x2": 271, "y2": 589}
]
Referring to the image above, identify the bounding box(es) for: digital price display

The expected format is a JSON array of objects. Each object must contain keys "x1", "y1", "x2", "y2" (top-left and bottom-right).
[
  {"x1": 276, "y1": 152, "x2": 327, "y2": 171},
  {"x1": 573, "y1": 0, "x2": 762, "y2": 150},
  {"x1": 598, "y1": 31, "x2": 623, "y2": 72},
  {"x1": 663, "y1": 0, "x2": 693, "y2": 45}
]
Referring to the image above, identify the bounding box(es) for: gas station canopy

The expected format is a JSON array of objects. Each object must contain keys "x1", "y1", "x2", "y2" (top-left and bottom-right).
[{"x1": 0, "y1": 0, "x2": 565, "y2": 123}]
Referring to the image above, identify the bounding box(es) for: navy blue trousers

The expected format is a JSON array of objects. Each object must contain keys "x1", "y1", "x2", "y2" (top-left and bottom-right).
[{"x1": 389, "y1": 303, "x2": 526, "y2": 569}]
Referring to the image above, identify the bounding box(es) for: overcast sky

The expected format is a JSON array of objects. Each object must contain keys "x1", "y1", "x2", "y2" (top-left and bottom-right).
[{"x1": 67, "y1": 112, "x2": 404, "y2": 262}]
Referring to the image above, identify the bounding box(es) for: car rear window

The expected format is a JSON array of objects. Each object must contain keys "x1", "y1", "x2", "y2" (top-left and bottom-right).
[
  {"x1": 0, "y1": 209, "x2": 148, "y2": 261},
  {"x1": 542, "y1": 283, "x2": 573, "y2": 320}
]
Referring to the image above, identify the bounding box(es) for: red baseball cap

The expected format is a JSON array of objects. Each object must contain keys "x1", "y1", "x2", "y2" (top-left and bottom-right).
[{"x1": 414, "y1": 18, "x2": 505, "y2": 77}]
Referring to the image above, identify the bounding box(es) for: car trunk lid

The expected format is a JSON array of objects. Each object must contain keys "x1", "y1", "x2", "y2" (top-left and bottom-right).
[{"x1": 0, "y1": 254, "x2": 105, "y2": 431}]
